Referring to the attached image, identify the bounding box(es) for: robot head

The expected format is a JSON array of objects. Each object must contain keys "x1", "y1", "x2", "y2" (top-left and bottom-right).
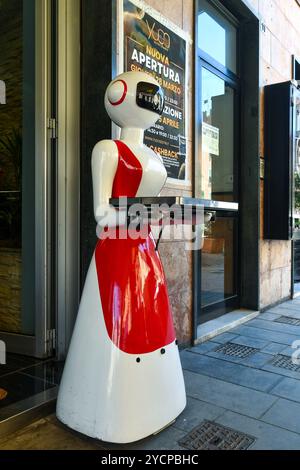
[{"x1": 104, "y1": 71, "x2": 164, "y2": 130}]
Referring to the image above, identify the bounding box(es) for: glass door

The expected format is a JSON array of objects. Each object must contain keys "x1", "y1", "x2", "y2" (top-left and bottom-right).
[
  {"x1": 0, "y1": 0, "x2": 55, "y2": 357},
  {"x1": 0, "y1": 0, "x2": 26, "y2": 335},
  {"x1": 195, "y1": 0, "x2": 240, "y2": 324}
]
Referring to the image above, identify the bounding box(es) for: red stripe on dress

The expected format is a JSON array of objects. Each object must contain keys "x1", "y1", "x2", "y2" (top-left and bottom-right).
[
  {"x1": 112, "y1": 140, "x2": 143, "y2": 197},
  {"x1": 95, "y1": 140, "x2": 176, "y2": 354}
]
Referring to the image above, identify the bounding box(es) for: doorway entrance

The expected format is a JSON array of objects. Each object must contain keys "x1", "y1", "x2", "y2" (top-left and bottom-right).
[{"x1": 195, "y1": 0, "x2": 240, "y2": 324}]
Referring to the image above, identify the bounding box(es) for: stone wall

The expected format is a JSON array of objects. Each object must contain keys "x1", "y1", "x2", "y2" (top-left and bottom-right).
[{"x1": 247, "y1": 0, "x2": 300, "y2": 308}]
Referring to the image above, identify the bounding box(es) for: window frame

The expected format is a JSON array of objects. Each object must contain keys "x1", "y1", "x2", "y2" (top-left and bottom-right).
[{"x1": 197, "y1": 0, "x2": 240, "y2": 79}]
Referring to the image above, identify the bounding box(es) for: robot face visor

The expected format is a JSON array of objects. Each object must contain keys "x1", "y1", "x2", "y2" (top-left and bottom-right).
[{"x1": 136, "y1": 82, "x2": 164, "y2": 116}]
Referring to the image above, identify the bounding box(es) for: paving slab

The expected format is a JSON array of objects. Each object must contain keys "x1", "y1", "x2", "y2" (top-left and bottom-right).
[
  {"x1": 186, "y1": 341, "x2": 219, "y2": 355},
  {"x1": 216, "y1": 411, "x2": 300, "y2": 450},
  {"x1": 261, "y1": 343, "x2": 288, "y2": 355},
  {"x1": 206, "y1": 350, "x2": 271, "y2": 369},
  {"x1": 259, "y1": 312, "x2": 281, "y2": 321},
  {"x1": 209, "y1": 332, "x2": 238, "y2": 344},
  {"x1": 247, "y1": 319, "x2": 300, "y2": 337},
  {"x1": 172, "y1": 397, "x2": 225, "y2": 433},
  {"x1": 269, "y1": 377, "x2": 300, "y2": 402},
  {"x1": 276, "y1": 302, "x2": 300, "y2": 313},
  {"x1": 261, "y1": 398, "x2": 300, "y2": 434},
  {"x1": 230, "y1": 335, "x2": 270, "y2": 349},
  {"x1": 268, "y1": 307, "x2": 300, "y2": 319},
  {"x1": 230, "y1": 325, "x2": 300, "y2": 346},
  {"x1": 181, "y1": 351, "x2": 283, "y2": 392},
  {"x1": 184, "y1": 370, "x2": 277, "y2": 419},
  {"x1": 280, "y1": 345, "x2": 299, "y2": 356}
]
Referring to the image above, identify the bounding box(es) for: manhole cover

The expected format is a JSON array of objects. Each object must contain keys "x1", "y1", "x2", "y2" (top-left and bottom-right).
[
  {"x1": 274, "y1": 316, "x2": 300, "y2": 326},
  {"x1": 178, "y1": 420, "x2": 256, "y2": 450},
  {"x1": 214, "y1": 342, "x2": 258, "y2": 358},
  {"x1": 269, "y1": 354, "x2": 300, "y2": 372}
]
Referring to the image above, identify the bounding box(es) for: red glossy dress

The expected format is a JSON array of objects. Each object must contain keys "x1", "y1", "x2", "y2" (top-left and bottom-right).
[{"x1": 95, "y1": 140, "x2": 176, "y2": 354}]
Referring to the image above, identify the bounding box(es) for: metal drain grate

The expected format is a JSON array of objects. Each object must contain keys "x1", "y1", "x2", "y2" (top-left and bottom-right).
[
  {"x1": 269, "y1": 354, "x2": 300, "y2": 372},
  {"x1": 274, "y1": 316, "x2": 300, "y2": 326},
  {"x1": 178, "y1": 420, "x2": 256, "y2": 450},
  {"x1": 214, "y1": 342, "x2": 258, "y2": 358}
]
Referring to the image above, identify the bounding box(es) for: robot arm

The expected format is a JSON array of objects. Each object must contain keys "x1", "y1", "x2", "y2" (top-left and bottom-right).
[{"x1": 91, "y1": 140, "x2": 126, "y2": 228}]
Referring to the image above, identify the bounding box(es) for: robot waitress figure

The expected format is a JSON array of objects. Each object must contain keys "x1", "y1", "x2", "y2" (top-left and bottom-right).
[{"x1": 56, "y1": 71, "x2": 186, "y2": 444}]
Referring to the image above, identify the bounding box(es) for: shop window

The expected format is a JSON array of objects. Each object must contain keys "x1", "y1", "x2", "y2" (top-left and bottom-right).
[{"x1": 198, "y1": 0, "x2": 237, "y2": 74}]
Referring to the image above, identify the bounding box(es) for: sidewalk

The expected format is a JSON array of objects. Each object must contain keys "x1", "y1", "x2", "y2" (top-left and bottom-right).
[{"x1": 1, "y1": 298, "x2": 300, "y2": 450}]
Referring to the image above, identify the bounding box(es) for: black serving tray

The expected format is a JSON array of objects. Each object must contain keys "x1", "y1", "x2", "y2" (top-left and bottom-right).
[{"x1": 110, "y1": 196, "x2": 238, "y2": 214}]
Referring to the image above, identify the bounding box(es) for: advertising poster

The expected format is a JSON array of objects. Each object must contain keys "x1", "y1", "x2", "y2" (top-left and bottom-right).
[{"x1": 123, "y1": 0, "x2": 187, "y2": 181}]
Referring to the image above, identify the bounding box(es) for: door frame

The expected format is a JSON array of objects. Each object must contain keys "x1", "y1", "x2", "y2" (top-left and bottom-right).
[
  {"x1": 36, "y1": 0, "x2": 81, "y2": 359},
  {"x1": 55, "y1": 0, "x2": 81, "y2": 360}
]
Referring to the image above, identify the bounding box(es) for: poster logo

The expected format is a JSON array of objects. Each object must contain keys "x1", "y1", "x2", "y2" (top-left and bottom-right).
[{"x1": 146, "y1": 20, "x2": 171, "y2": 51}]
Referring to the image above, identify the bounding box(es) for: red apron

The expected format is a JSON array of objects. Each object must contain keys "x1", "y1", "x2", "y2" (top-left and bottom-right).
[{"x1": 95, "y1": 140, "x2": 175, "y2": 355}]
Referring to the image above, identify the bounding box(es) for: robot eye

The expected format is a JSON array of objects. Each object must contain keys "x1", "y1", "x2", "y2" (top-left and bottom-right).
[{"x1": 136, "y1": 82, "x2": 164, "y2": 115}]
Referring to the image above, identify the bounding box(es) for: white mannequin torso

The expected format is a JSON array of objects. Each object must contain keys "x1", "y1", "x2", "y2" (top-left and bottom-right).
[{"x1": 91, "y1": 128, "x2": 168, "y2": 227}]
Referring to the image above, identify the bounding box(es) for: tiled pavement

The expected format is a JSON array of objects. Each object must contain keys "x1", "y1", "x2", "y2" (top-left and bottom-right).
[{"x1": 2, "y1": 299, "x2": 300, "y2": 450}]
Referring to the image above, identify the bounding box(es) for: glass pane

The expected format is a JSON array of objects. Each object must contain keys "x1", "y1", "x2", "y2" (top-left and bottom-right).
[
  {"x1": 0, "y1": 0, "x2": 35, "y2": 334},
  {"x1": 199, "y1": 68, "x2": 235, "y2": 202},
  {"x1": 294, "y1": 91, "x2": 300, "y2": 240},
  {"x1": 198, "y1": 0, "x2": 237, "y2": 74},
  {"x1": 201, "y1": 217, "x2": 237, "y2": 307}
]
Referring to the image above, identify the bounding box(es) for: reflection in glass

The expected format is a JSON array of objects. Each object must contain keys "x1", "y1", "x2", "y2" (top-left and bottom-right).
[
  {"x1": 293, "y1": 93, "x2": 300, "y2": 290},
  {"x1": 198, "y1": 0, "x2": 237, "y2": 73},
  {"x1": 200, "y1": 68, "x2": 235, "y2": 202},
  {"x1": 201, "y1": 217, "x2": 236, "y2": 307},
  {"x1": 0, "y1": 0, "x2": 35, "y2": 334},
  {"x1": 0, "y1": 0, "x2": 22, "y2": 333},
  {"x1": 294, "y1": 95, "x2": 300, "y2": 236}
]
